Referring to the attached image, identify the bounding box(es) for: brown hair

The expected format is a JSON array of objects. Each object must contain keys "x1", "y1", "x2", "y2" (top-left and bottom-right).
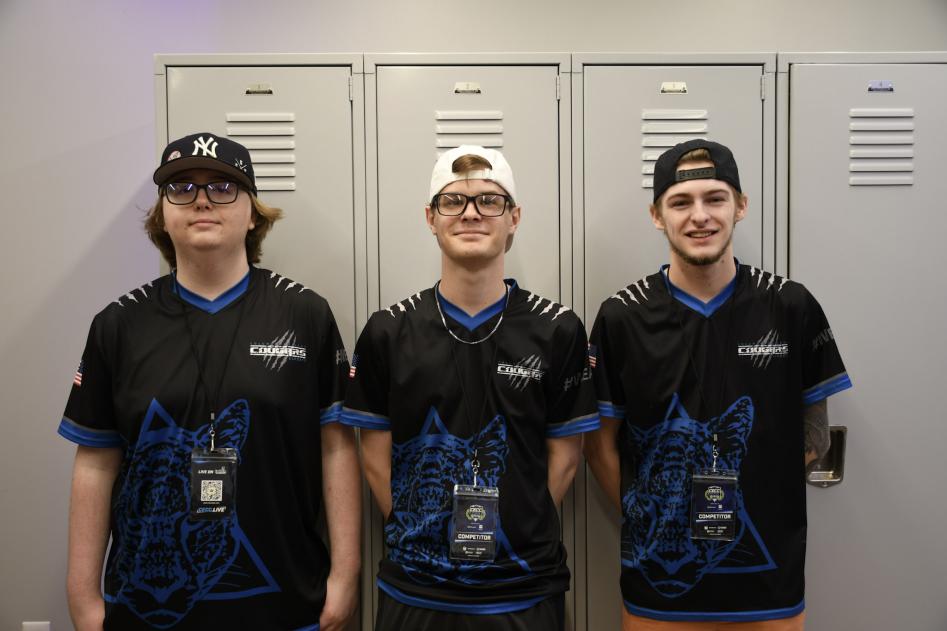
[
  {"x1": 144, "y1": 191, "x2": 283, "y2": 266},
  {"x1": 452, "y1": 154, "x2": 493, "y2": 173}
]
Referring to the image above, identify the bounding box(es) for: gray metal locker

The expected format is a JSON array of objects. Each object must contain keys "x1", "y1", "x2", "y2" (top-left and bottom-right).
[
  {"x1": 364, "y1": 52, "x2": 575, "y2": 628},
  {"x1": 156, "y1": 54, "x2": 367, "y2": 349},
  {"x1": 781, "y1": 52, "x2": 947, "y2": 631},
  {"x1": 573, "y1": 53, "x2": 777, "y2": 631}
]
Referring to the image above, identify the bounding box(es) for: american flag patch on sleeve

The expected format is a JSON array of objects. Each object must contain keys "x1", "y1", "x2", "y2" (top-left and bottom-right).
[
  {"x1": 73, "y1": 360, "x2": 84, "y2": 387},
  {"x1": 587, "y1": 344, "x2": 597, "y2": 369},
  {"x1": 348, "y1": 354, "x2": 358, "y2": 379}
]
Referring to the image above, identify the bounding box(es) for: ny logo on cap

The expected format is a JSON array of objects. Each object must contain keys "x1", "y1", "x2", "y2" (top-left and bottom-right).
[{"x1": 192, "y1": 136, "x2": 218, "y2": 158}]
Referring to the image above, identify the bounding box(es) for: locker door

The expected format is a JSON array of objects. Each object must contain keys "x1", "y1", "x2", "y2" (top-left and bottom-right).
[
  {"x1": 581, "y1": 63, "x2": 768, "y2": 631},
  {"x1": 374, "y1": 65, "x2": 562, "y2": 305},
  {"x1": 583, "y1": 65, "x2": 766, "y2": 317},
  {"x1": 166, "y1": 65, "x2": 358, "y2": 346},
  {"x1": 789, "y1": 62, "x2": 947, "y2": 631}
]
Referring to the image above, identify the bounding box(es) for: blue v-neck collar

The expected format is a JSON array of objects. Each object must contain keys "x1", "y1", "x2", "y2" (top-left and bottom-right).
[
  {"x1": 661, "y1": 263, "x2": 738, "y2": 318},
  {"x1": 173, "y1": 269, "x2": 251, "y2": 314},
  {"x1": 436, "y1": 279, "x2": 517, "y2": 331}
]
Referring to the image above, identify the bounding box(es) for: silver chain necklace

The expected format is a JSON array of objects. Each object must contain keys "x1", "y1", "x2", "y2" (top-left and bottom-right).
[{"x1": 434, "y1": 280, "x2": 510, "y2": 345}]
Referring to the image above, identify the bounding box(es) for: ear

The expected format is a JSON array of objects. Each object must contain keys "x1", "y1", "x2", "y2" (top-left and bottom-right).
[
  {"x1": 649, "y1": 203, "x2": 666, "y2": 231},
  {"x1": 509, "y1": 205, "x2": 521, "y2": 232},
  {"x1": 734, "y1": 193, "x2": 748, "y2": 224},
  {"x1": 425, "y1": 205, "x2": 437, "y2": 234}
]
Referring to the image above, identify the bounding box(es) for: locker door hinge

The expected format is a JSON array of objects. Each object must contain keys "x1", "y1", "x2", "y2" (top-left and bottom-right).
[
  {"x1": 348, "y1": 76, "x2": 354, "y2": 101},
  {"x1": 760, "y1": 74, "x2": 766, "y2": 101},
  {"x1": 556, "y1": 75, "x2": 561, "y2": 101}
]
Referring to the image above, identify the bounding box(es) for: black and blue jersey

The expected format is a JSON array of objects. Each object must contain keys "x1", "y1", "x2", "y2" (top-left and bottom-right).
[
  {"x1": 589, "y1": 263, "x2": 852, "y2": 623},
  {"x1": 59, "y1": 267, "x2": 348, "y2": 630},
  {"x1": 342, "y1": 280, "x2": 599, "y2": 613}
]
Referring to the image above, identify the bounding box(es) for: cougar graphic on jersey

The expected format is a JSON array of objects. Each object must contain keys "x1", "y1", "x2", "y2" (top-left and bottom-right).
[
  {"x1": 108, "y1": 398, "x2": 277, "y2": 628},
  {"x1": 388, "y1": 406, "x2": 532, "y2": 584},
  {"x1": 622, "y1": 394, "x2": 774, "y2": 598}
]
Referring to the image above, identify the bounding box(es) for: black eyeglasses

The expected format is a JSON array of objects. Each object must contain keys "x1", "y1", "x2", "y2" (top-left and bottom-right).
[
  {"x1": 163, "y1": 181, "x2": 241, "y2": 205},
  {"x1": 432, "y1": 192, "x2": 513, "y2": 217}
]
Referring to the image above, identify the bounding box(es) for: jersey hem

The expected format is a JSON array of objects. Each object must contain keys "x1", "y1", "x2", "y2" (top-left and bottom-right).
[
  {"x1": 802, "y1": 372, "x2": 853, "y2": 406},
  {"x1": 597, "y1": 401, "x2": 626, "y2": 420},
  {"x1": 377, "y1": 578, "x2": 547, "y2": 615},
  {"x1": 319, "y1": 401, "x2": 343, "y2": 425},
  {"x1": 623, "y1": 598, "x2": 805, "y2": 622},
  {"x1": 340, "y1": 407, "x2": 391, "y2": 430},
  {"x1": 57, "y1": 418, "x2": 123, "y2": 448},
  {"x1": 547, "y1": 413, "x2": 601, "y2": 437}
]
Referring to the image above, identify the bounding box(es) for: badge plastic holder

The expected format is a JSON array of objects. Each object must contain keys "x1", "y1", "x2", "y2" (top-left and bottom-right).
[
  {"x1": 449, "y1": 484, "x2": 499, "y2": 562},
  {"x1": 190, "y1": 448, "x2": 238, "y2": 520},
  {"x1": 690, "y1": 468, "x2": 738, "y2": 541}
]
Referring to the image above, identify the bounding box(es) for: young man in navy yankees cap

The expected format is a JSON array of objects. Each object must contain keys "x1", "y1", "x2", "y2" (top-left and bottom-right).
[
  {"x1": 343, "y1": 145, "x2": 599, "y2": 630},
  {"x1": 585, "y1": 139, "x2": 852, "y2": 630},
  {"x1": 60, "y1": 132, "x2": 360, "y2": 630}
]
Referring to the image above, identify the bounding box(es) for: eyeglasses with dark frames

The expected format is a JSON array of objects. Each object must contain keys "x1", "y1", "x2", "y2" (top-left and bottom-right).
[
  {"x1": 432, "y1": 192, "x2": 513, "y2": 217},
  {"x1": 163, "y1": 181, "x2": 242, "y2": 205}
]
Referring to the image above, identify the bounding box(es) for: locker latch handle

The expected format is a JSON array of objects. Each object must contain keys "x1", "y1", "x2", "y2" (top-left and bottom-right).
[
  {"x1": 806, "y1": 425, "x2": 847, "y2": 488},
  {"x1": 246, "y1": 83, "x2": 274, "y2": 95},
  {"x1": 867, "y1": 80, "x2": 894, "y2": 92}
]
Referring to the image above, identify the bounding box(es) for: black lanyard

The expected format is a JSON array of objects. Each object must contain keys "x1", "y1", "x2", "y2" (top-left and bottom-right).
[
  {"x1": 174, "y1": 273, "x2": 249, "y2": 450},
  {"x1": 436, "y1": 283, "x2": 510, "y2": 486},
  {"x1": 668, "y1": 268, "x2": 740, "y2": 467}
]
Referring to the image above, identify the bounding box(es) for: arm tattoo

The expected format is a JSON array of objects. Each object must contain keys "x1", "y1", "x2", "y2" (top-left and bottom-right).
[{"x1": 803, "y1": 399, "x2": 830, "y2": 463}]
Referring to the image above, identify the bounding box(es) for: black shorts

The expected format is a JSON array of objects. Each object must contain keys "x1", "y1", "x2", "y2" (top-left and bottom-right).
[{"x1": 375, "y1": 589, "x2": 565, "y2": 631}]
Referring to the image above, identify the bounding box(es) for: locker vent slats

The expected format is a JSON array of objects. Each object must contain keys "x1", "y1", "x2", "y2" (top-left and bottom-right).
[
  {"x1": 640, "y1": 109, "x2": 708, "y2": 189},
  {"x1": 848, "y1": 107, "x2": 915, "y2": 186},
  {"x1": 226, "y1": 112, "x2": 298, "y2": 191},
  {"x1": 434, "y1": 110, "x2": 504, "y2": 155}
]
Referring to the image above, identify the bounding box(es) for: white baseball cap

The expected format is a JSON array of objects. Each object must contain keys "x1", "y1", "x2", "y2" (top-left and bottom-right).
[{"x1": 428, "y1": 145, "x2": 517, "y2": 201}]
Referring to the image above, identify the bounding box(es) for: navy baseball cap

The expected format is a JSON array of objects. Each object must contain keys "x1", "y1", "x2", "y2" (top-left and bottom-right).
[
  {"x1": 652, "y1": 139, "x2": 741, "y2": 203},
  {"x1": 153, "y1": 132, "x2": 257, "y2": 194}
]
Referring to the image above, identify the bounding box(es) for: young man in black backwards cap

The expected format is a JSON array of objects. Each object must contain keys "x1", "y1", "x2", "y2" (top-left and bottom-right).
[
  {"x1": 60, "y1": 133, "x2": 360, "y2": 630},
  {"x1": 343, "y1": 145, "x2": 599, "y2": 630},
  {"x1": 585, "y1": 139, "x2": 852, "y2": 630}
]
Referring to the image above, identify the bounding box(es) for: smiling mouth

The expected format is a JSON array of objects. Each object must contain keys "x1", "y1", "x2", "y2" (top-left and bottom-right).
[{"x1": 687, "y1": 230, "x2": 716, "y2": 239}]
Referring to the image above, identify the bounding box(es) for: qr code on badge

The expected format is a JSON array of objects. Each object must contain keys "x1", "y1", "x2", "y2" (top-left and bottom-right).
[{"x1": 201, "y1": 480, "x2": 223, "y2": 503}]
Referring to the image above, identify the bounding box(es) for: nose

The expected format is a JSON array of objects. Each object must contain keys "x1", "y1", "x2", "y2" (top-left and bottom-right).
[
  {"x1": 194, "y1": 186, "x2": 212, "y2": 207},
  {"x1": 460, "y1": 197, "x2": 481, "y2": 220},
  {"x1": 690, "y1": 200, "x2": 710, "y2": 223}
]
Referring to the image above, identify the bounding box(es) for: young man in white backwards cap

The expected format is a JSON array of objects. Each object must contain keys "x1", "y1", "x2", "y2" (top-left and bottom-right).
[{"x1": 343, "y1": 145, "x2": 599, "y2": 630}]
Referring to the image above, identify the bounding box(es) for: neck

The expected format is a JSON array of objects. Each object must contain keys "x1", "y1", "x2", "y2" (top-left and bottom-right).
[
  {"x1": 438, "y1": 256, "x2": 507, "y2": 315},
  {"x1": 666, "y1": 252, "x2": 737, "y2": 302},
  {"x1": 174, "y1": 250, "x2": 251, "y2": 300}
]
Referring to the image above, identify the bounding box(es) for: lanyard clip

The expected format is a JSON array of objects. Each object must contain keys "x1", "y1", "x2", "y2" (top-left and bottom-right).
[{"x1": 209, "y1": 412, "x2": 216, "y2": 451}]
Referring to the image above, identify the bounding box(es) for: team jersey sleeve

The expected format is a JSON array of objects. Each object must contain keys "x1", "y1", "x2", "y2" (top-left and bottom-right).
[
  {"x1": 315, "y1": 302, "x2": 348, "y2": 425},
  {"x1": 799, "y1": 288, "x2": 853, "y2": 406},
  {"x1": 58, "y1": 317, "x2": 123, "y2": 448},
  {"x1": 545, "y1": 317, "x2": 600, "y2": 438},
  {"x1": 588, "y1": 302, "x2": 628, "y2": 421},
  {"x1": 341, "y1": 313, "x2": 391, "y2": 431}
]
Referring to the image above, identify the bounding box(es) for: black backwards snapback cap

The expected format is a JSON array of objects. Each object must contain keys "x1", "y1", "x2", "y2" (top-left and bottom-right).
[
  {"x1": 652, "y1": 139, "x2": 742, "y2": 203},
  {"x1": 153, "y1": 132, "x2": 257, "y2": 194}
]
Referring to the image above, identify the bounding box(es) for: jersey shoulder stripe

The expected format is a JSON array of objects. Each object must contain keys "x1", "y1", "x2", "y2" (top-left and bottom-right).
[
  {"x1": 744, "y1": 265, "x2": 792, "y2": 295},
  {"x1": 264, "y1": 269, "x2": 314, "y2": 296},
  {"x1": 110, "y1": 279, "x2": 158, "y2": 308},
  {"x1": 379, "y1": 291, "x2": 426, "y2": 320},
  {"x1": 520, "y1": 290, "x2": 573, "y2": 322},
  {"x1": 605, "y1": 273, "x2": 661, "y2": 311}
]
